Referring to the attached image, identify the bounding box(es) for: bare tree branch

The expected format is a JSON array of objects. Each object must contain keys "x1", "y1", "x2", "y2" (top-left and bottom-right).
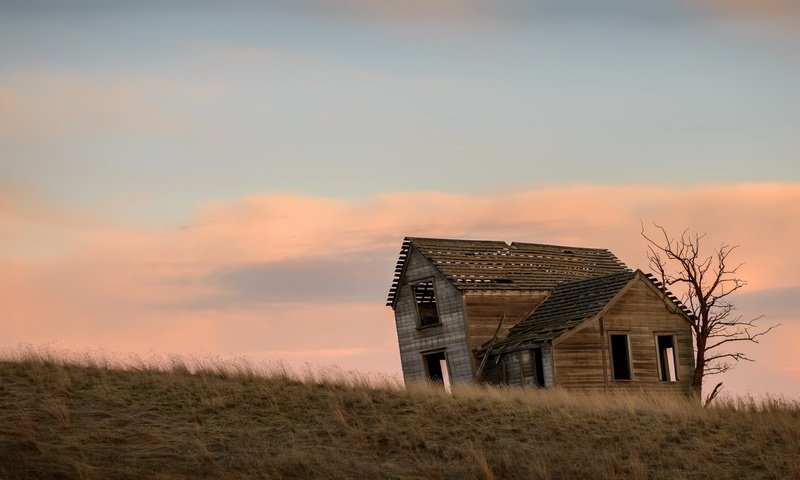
[
  {"x1": 641, "y1": 222, "x2": 779, "y2": 400},
  {"x1": 704, "y1": 382, "x2": 725, "y2": 407}
]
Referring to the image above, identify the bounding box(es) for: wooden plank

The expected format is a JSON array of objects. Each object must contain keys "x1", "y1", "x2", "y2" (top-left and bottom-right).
[
  {"x1": 553, "y1": 279, "x2": 694, "y2": 394},
  {"x1": 463, "y1": 292, "x2": 548, "y2": 351}
]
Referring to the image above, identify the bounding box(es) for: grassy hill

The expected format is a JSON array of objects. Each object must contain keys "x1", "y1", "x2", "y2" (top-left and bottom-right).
[{"x1": 1, "y1": 352, "x2": 798, "y2": 479}]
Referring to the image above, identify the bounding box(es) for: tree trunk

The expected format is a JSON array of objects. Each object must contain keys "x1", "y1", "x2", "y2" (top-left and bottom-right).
[
  {"x1": 692, "y1": 346, "x2": 705, "y2": 401},
  {"x1": 691, "y1": 366, "x2": 704, "y2": 401}
]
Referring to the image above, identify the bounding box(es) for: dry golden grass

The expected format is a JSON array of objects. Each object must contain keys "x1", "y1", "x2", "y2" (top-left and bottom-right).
[{"x1": 1, "y1": 347, "x2": 799, "y2": 479}]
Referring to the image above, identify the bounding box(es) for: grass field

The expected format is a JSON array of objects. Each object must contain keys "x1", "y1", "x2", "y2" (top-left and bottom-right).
[{"x1": 1, "y1": 349, "x2": 798, "y2": 479}]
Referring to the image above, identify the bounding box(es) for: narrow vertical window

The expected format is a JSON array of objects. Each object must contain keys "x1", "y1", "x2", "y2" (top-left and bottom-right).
[
  {"x1": 657, "y1": 335, "x2": 678, "y2": 381},
  {"x1": 413, "y1": 280, "x2": 439, "y2": 327},
  {"x1": 531, "y1": 348, "x2": 545, "y2": 387},
  {"x1": 609, "y1": 334, "x2": 632, "y2": 380}
]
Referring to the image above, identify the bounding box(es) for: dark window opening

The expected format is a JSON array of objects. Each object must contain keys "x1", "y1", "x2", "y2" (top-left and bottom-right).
[
  {"x1": 413, "y1": 280, "x2": 439, "y2": 327},
  {"x1": 657, "y1": 335, "x2": 678, "y2": 381},
  {"x1": 532, "y1": 348, "x2": 545, "y2": 387},
  {"x1": 610, "y1": 334, "x2": 632, "y2": 380},
  {"x1": 423, "y1": 351, "x2": 450, "y2": 390}
]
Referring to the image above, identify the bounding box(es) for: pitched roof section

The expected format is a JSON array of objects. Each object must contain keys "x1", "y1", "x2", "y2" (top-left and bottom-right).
[
  {"x1": 489, "y1": 270, "x2": 637, "y2": 354},
  {"x1": 386, "y1": 237, "x2": 628, "y2": 306}
]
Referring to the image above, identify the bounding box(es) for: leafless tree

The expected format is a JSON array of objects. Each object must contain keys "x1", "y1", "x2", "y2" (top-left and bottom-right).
[{"x1": 641, "y1": 223, "x2": 778, "y2": 405}]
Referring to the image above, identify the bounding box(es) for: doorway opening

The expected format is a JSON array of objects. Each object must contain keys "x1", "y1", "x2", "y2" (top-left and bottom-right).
[{"x1": 423, "y1": 351, "x2": 451, "y2": 392}]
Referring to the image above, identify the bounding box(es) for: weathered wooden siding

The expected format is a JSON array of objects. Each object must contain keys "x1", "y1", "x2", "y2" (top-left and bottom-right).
[
  {"x1": 501, "y1": 346, "x2": 554, "y2": 388},
  {"x1": 551, "y1": 319, "x2": 605, "y2": 390},
  {"x1": 479, "y1": 356, "x2": 505, "y2": 384},
  {"x1": 463, "y1": 291, "x2": 548, "y2": 353},
  {"x1": 552, "y1": 279, "x2": 694, "y2": 394},
  {"x1": 394, "y1": 248, "x2": 474, "y2": 384}
]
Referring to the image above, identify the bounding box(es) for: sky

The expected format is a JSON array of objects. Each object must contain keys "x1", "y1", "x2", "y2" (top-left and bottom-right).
[{"x1": 1, "y1": 0, "x2": 799, "y2": 398}]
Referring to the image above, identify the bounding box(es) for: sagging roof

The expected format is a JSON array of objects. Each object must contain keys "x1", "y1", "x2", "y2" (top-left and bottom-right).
[
  {"x1": 486, "y1": 269, "x2": 695, "y2": 355},
  {"x1": 386, "y1": 237, "x2": 628, "y2": 307},
  {"x1": 489, "y1": 270, "x2": 637, "y2": 354}
]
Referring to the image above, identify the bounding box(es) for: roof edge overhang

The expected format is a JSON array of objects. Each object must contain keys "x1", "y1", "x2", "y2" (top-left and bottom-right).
[
  {"x1": 639, "y1": 271, "x2": 696, "y2": 325},
  {"x1": 386, "y1": 238, "x2": 411, "y2": 308},
  {"x1": 476, "y1": 339, "x2": 552, "y2": 357},
  {"x1": 550, "y1": 270, "x2": 695, "y2": 346}
]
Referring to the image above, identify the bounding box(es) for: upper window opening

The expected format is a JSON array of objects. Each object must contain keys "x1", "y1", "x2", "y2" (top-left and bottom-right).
[
  {"x1": 413, "y1": 280, "x2": 439, "y2": 327},
  {"x1": 610, "y1": 334, "x2": 632, "y2": 380},
  {"x1": 657, "y1": 335, "x2": 678, "y2": 382}
]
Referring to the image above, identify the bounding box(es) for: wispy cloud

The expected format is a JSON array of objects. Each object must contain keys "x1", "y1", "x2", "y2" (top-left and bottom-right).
[
  {"x1": 0, "y1": 70, "x2": 212, "y2": 146},
  {"x1": 691, "y1": 0, "x2": 800, "y2": 45},
  {"x1": 735, "y1": 285, "x2": 800, "y2": 321},
  {"x1": 203, "y1": 252, "x2": 393, "y2": 306},
  {"x1": 699, "y1": 0, "x2": 800, "y2": 18},
  {"x1": 284, "y1": 0, "x2": 698, "y2": 28}
]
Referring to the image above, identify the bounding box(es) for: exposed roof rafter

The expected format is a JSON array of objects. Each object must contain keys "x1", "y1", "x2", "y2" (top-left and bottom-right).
[{"x1": 387, "y1": 237, "x2": 628, "y2": 307}]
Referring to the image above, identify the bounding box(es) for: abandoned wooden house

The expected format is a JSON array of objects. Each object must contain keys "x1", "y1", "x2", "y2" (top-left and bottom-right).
[{"x1": 386, "y1": 237, "x2": 695, "y2": 395}]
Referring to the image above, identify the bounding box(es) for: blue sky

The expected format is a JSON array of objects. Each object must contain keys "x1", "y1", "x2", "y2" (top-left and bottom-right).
[{"x1": 2, "y1": 1, "x2": 800, "y2": 225}]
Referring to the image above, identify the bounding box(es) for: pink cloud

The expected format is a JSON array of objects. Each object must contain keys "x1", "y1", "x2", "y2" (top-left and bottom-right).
[
  {"x1": 1, "y1": 183, "x2": 799, "y2": 396},
  {"x1": 690, "y1": 0, "x2": 800, "y2": 45},
  {"x1": 716, "y1": 322, "x2": 800, "y2": 398},
  {"x1": 698, "y1": 0, "x2": 800, "y2": 18}
]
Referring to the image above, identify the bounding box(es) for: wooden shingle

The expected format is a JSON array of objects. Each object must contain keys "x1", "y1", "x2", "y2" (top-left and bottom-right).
[
  {"x1": 490, "y1": 271, "x2": 636, "y2": 353},
  {"x1": 487, "y1": 269, "x2": 696, "y2": 354}
]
